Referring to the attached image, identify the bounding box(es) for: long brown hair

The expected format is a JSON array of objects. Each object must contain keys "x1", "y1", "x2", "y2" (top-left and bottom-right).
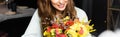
[{"x1": 37, "y1": 0, "x2": 77, "y2": 31}]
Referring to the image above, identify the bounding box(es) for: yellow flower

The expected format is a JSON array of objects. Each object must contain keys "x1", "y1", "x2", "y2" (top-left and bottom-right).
[
  {"x1": 66, "y1": 29, "x2": 78, "y2": 37},
  {"x1": 43, "y1": 16, "x2": 96, "y2": 37},
  {"x1": 43, "y1": 31, "x2": 51, "y2": 37}
]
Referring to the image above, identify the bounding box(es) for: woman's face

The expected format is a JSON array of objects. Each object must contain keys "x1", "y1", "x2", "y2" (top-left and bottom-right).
[{"x1": 51, "y1": 0, "x2": 68, "y2": 11}]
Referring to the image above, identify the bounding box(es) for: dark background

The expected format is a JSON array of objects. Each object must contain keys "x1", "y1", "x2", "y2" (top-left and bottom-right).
[
  {"x1": 74, "y1": 0, "x2": 107, "y2": 36},
  {"x1": 0, "y1": 0, "x2": 107, "y2": 37}
]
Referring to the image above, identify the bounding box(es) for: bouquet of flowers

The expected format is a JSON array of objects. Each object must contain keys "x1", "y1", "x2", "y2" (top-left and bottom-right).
[{"x1": 43, "y1": 16, "x2": 96, "y2": 37}]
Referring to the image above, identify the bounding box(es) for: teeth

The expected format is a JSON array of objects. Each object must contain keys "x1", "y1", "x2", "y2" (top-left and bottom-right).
[{"x1": 59, "y1": 5, "x2": 64, "y2": 8}]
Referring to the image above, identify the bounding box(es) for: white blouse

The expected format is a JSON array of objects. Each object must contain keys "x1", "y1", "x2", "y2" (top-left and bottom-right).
[{"x1": 21, "y1": 7, "x2": 88, "y2": 37}]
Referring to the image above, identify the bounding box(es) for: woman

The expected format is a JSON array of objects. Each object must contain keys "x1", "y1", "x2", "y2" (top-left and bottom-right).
[{"x1": 22, "y1": 0, "x2": 88, "y2": 37}]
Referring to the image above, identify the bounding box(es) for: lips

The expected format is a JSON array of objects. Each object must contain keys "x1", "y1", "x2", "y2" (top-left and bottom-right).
[{"x1": 58, "y1": 4, "x2": 65, "y2": 8}]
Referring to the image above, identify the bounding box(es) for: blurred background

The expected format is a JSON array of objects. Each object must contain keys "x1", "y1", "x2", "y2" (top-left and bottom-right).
[{"x1": 0, "y1": 0, "x2": 119, "y2": 37}]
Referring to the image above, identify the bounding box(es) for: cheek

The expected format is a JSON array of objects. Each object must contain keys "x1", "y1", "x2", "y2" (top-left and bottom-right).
[
  {"x1": 65, "y1": 0, "x2": 68, "y2": 2},
  {"x1": 51, "y1": 0, "x2": 59, "y2": 4},
  {"x1": 65, "y1": 0, "x2": 68, "y2": 5},
  {"x1": 51, "y1": 0, "x2": 59, "y2": 8}
]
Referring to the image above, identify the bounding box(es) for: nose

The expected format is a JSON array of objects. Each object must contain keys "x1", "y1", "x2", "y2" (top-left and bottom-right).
[{"x1": 59, "y1": 0, "x2": 64, "y2": 4}]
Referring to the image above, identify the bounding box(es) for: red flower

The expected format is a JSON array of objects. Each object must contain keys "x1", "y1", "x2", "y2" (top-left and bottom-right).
[
  {"x1": 52, "y1": 23, "x2": 59, "y2": 28},
  {"x1": 65, "y1": 20, "x2": 74, "y2": 26},
  {"x1": 46, "y1": 26, "x2": 51, "y2": 32},
  {"x1": 56, "y1": 33, "x2": 66, "y2": 37}
]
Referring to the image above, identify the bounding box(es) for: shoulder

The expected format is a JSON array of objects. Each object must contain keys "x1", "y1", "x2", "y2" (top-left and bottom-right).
[
  {"x1": 75, "y1": 7, "x2": 88, "y2": 22},
  {"x1": 75, "y1": 7, "x2": 86, "y2": 16},
  {"x1": 33, "y1": 9, "x2": 40, "y2": 20},
  {"x1": 22, "y1": 9, "x2": 42, "y2": 37},
  {"x1": 75, "y1": 7, "x2": 85, "y2": 13}
]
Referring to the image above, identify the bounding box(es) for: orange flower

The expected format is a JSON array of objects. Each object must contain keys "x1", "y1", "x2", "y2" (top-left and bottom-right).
[
  {"x1": 79, "y1": 27, "x2": 84, "y2": 35},
  {"x1": 65, "y1": 20, "x2": 74, "y2": 26},
  {"x1": 74, "y1": 18, "x2": 80, "y2": 23}
]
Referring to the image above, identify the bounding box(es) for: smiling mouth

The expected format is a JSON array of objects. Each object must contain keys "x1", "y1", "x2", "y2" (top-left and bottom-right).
[{"x1": 58, "y1": 4, "x2": 65, "y2": 8}]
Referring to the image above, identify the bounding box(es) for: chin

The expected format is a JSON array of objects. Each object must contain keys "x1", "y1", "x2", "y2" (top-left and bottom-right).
[
  {"x1": 56, "y1": 7, "x2": 65, "y2": 11},
  {"x1": 59, "y1": 9, "x2": 64, "y2": 11},
  {"x1": 57, "y1": 8, "x2": 65, "y2": 11}
]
